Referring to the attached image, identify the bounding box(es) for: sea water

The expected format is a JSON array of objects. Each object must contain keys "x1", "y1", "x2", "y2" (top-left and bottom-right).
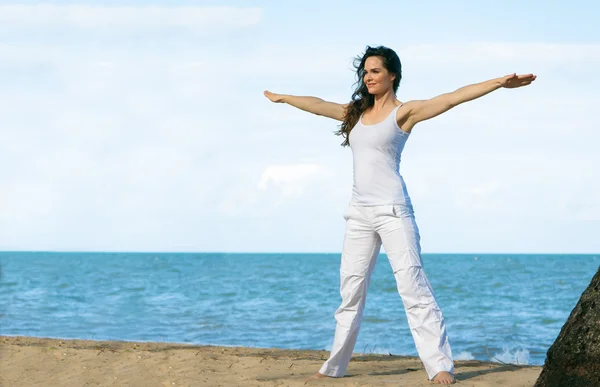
[{"x1": 1, "y1": 252, "x2": 598, "y2": 366}]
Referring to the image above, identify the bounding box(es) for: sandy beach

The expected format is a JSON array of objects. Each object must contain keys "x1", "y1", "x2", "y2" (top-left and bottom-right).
[{"x1": 0, "y1": 335, "x2": 542, "y2": 386}]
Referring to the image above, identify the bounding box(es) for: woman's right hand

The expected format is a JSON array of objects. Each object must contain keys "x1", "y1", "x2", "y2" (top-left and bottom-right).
[
  {"x1": 262, "y1": 92, "x2": 347, "y2": 121},
  {"x1": 264, "y1": 90, "x2": 285, "y2": 103}
]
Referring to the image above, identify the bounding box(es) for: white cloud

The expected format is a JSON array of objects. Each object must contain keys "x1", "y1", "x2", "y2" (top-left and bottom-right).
[
  {"x1": 0, "y1": 5, "x2": 262, "y2": 30},
  {"x1": 217, "y1": 163, "x2": 334, "y2": 217},
  {"x1": 0, "y1": 39, "x2": 599, "y2": 252},
  {"x1": 258, "y1": 164, "x2": 325, "y2": 195}
]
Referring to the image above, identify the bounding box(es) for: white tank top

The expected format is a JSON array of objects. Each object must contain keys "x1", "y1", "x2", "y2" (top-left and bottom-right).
[{"x1": 348, "y1": 104, "x2": 412, "y2": 207}]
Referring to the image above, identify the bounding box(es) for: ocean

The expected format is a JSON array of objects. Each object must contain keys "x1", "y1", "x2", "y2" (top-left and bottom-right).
[{"x1": 1, "y1": 252, "x2": 598, "y2": 366}]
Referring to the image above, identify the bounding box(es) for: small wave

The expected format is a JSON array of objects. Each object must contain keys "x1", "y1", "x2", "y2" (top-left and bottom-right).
[
  {"x1": 455, "y1": 351, "x2": 475, "y2": 360},
  {"x1": 18, "y1": 288, "x2": 47, "y2": 299},
  {"x1": 492, "y1": 348, "x2": 530, "y2": 365}
]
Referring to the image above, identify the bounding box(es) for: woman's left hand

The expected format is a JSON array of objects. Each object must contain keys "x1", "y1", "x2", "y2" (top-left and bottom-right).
[{"x1": 500, "y1": 73, "x2": 537, "y2": 88}]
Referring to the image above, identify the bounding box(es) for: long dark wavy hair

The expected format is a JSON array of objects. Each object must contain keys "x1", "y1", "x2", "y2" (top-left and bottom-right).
[{"x1": 335, "y1": 45, "x2": 402, "y2": 146}]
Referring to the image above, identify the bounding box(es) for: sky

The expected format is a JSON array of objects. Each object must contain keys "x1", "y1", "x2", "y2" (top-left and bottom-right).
[{"x1": 0, "y1": 0, "x2": 599, "y2": 254}]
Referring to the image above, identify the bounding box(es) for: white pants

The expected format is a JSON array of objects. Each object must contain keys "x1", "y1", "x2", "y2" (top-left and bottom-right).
[{"x1": 319, "y1": 204, "x2": 454, "y2": 380}]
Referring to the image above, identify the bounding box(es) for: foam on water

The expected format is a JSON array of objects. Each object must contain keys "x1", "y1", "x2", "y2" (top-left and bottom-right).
[
  {"x1": 454, "y1": 351, "x2": 475, "y2": 361},
  {"x1": 492, "y1": 348, "x2": 531, "y2": 365}
]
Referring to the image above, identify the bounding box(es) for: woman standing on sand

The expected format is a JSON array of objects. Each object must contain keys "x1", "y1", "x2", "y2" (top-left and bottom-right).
[{"x1": 264, "y1": 45, "x2": 535, "y2": 385}]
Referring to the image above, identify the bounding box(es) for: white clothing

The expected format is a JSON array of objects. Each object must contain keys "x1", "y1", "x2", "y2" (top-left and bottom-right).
[
  {"x1": 349, "y1": 105, "x2": 412, "y2": 207},
  {"x1": 319, "y1": 105, "x2": 454, "y2": 380},
  {"x1": 319, "y1": 205, "x2": 454, "y2": 380}
]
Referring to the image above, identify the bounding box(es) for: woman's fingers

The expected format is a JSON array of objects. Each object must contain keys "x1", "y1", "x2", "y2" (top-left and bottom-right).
[
  {"x1": 264, "y1": 90, "x2": 275, "y2": 101},
  {"x1": 502, "y1": 73, "x2": 536, "y2": 88},
  {"x1": 264, "y1": 90, "x2": 283, "y2": 102},
  {"x1": 518, "y1": 74, "x2": 536, "y2": 81}
]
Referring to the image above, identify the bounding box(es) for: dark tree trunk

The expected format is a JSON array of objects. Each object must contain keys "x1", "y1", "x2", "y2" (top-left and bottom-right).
[{"x1": 534, "y1": 266, "x2": 600, "y2": 387}]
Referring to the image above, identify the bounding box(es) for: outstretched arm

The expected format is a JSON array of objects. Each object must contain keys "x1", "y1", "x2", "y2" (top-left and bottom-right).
[
  {"x1": 264, "y1": 90, "x2": 348, "y2": 121},
  {"x1": 403, "y1": 73, "x2": 537, "y2": 129}
]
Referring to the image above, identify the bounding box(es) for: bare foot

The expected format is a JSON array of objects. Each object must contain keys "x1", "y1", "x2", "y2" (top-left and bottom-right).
[{"x1": 432, "y1": 371, "x2": 455, "y2": 384}]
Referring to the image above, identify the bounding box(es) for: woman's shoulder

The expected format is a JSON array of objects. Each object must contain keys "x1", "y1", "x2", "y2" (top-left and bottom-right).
[{"x1": 394, "y1": 101, "x2": 417, "y2": 134}]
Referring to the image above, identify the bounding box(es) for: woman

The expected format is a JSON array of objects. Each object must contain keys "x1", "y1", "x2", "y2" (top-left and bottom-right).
[{"x1": 264, "y1": 45, "x2": 535, "y2": 385}]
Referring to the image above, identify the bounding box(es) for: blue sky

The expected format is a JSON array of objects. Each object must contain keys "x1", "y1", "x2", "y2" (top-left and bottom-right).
[{"x1": 0, "y1": 1, "x2": 599, "y2": 253}]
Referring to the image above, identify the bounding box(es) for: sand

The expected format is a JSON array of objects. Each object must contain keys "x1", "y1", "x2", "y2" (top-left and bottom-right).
[{"x1": 0, "y1": 336, "x2": 542, "y2": 386}]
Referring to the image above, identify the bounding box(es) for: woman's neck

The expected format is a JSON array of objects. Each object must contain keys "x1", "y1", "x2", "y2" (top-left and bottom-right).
[{"x1": 371, "y1": 89, "x2": 397, "y2": 111}]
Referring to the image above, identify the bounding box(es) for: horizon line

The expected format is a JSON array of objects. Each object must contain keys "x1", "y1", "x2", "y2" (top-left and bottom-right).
[{"x1": 0, "y1": 250, "x2": 598, "y2": 256}]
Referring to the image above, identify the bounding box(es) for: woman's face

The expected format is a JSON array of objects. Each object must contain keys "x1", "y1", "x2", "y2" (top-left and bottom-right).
[{"x1": 363, "y1": 56, "x2": 395, "y2": 95}]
